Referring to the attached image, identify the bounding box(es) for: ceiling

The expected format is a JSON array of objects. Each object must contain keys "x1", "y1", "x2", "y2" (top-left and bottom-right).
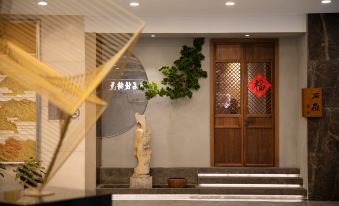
[
  {"x1": 2, "y1": 0, "x2": 337, "y2": 36},
  {"x1": 2, "y1": 0, "x2": 338, "y2": 17},
  {"x1": 113, "y1": 0, "x2": 339, "y2": 17}
]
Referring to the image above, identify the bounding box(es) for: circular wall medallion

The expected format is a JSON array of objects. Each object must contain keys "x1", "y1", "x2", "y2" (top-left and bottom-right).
[{"x1": 98, "y1": 54, "x2": 148, "y2": 138}]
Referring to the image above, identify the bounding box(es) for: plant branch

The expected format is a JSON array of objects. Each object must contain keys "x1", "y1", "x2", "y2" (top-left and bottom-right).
[{"x1": 139, "y1": 38, "x2": 207, "y2": 100}]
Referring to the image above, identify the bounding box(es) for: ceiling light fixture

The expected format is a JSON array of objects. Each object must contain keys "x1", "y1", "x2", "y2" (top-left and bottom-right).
[
  {"x1": 38, "y1": 1, "x2": 48, "y2": 6},
  {"x1": 225, "y1": 1, "x2": 235, "y2": 6},
  {"x1": 129, "y1": 2, "x2": 140, "y2": 7},
  {"x1": 321, "y1": 0, "x2": 331, "y2": 3}
]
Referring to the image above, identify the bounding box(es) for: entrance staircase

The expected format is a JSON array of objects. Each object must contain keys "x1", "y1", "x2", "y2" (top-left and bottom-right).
[
  {"x1": 197, "y1": 167, "x2": 307, "y2": 200},
  {"x1": 97, "y1": 167, "x2": 307, "y2": 201}
]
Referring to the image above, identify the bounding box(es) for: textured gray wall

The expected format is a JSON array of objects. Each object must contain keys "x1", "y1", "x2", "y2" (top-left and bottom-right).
[
  {"x1": 100, "y1": 37, "x2": 307, "y2": 171},
  {"x1": 279, "y1": 37, "x2": 308, "y2": 190},
  {"x1": 101, "y1": 38, "x2": 211, "y2": 167}
]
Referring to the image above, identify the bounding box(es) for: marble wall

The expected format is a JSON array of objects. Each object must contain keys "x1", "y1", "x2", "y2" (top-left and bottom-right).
[{"x1": 307, "y1": 13, "x2": 339, "y2": 201}]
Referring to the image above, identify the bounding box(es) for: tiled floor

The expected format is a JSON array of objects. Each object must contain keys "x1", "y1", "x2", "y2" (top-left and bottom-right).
[{"x1": 113, "y1": 201, "x2": 339, "y2": 206}]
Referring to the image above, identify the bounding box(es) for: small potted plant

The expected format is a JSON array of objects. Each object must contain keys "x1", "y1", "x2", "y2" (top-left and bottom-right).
[
  {"x1": 167, "y1": 177, "x2": 187, "y2": 188},
  {"x1": 14, "y1": 158, "x2": 45, "y2": 188}
]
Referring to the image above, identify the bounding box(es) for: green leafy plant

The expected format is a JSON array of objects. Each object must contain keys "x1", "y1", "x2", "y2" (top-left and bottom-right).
[
  {"x1": 14, "y1": 158, "x2": 45, "y2": 188},
  {"x1": 0, "y1": 163, "x2": 5, "y2": 178},
  {"x1": 139, "y1": 38, "x2": 208, "y2": 99}
]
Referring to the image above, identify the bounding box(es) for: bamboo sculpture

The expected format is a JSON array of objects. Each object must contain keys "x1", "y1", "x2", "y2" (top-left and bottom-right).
[{"x1": 0, "y1": 0, "x2": 144, "y2": 195}]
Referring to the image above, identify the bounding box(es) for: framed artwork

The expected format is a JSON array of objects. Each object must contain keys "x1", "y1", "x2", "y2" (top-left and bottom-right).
[{"x1": 0, "y1": 20, "x2": 41, "y2": 163}]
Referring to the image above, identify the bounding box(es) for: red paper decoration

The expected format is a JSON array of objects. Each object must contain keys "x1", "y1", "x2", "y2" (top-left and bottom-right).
[{"x1": 247, "y1": 74, "x2": 272, "y2": 98}]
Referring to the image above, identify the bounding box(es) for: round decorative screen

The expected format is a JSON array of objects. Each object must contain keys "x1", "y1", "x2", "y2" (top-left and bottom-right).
[{"x1": 98, "y1": 54, "x2": 148, "y2": 138}]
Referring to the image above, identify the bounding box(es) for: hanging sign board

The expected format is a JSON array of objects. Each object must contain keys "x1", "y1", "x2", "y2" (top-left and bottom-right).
[{"x1": 302, "y1": 88, "x2": 322, "y2": 117}]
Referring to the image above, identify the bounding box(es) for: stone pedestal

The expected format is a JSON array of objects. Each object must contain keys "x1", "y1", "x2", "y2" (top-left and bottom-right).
[{"x1": 130, "y1": 176, "x2": 152, "y2": 189}]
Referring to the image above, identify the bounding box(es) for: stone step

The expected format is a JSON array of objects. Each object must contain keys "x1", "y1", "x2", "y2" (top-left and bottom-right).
[
  {"x1": 97, "y1": 186, "x2": 307, "y2": 196},
  {"x1": 197, "y1": 187, "x2": 307, "y2": 196},
  {"x1": 198, "y1": 167, "x2": 300, "y2": 174},
  {"x1": 198, "y1": 177, "x2": 303, "y2": 185}
]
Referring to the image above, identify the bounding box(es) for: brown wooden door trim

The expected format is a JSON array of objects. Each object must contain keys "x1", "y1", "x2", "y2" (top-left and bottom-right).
[
  {"x1": 210, "y1": 39, "x2": 279, "y2": 167},
  {"x1": 240, "y1": 43, "x2": 246, "y2": 166},
  {"x1": 274, "y1": 40, "x2": 280, "y2": 167},
  {"x1": 242, "y1": 43, "x2": 247, "y2": 166},
  {"x1": 210, "y1": 40, "x2": 216, "y2": 166}
]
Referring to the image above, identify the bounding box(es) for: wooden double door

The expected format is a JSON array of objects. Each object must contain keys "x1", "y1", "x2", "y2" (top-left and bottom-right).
[{"x1": 211, "y1": 39, "x2": 278, "y2": 167}]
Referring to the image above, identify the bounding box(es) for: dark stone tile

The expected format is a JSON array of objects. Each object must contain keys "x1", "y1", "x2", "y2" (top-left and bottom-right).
[
  {"x1": 96, "y1": 167, "x2": 100, "y2": 185},
  {"x1": 308, "y1": 14, "x2": 339, "y2": 61},
  {"x1": 328, "y1": 109, "x2": 339, "y2": 141},
  {"x1": 100, "y1": 168, "x2": 133, "y2": 184},
  {"x1": 330, "y1": 109, "x2": 339, "y2": 122},
  {"x1": 307, "y1": 60, "x2": 339, "y2": 88},
  {"x1": 322, "y1": 88, "x2": 339, "y2": 108},
  {"x1": 98, "y1": 167, "x2": 198, "y2": 185},
  {"x1": 308, "y1": 109, "x2": 338, "y2": 153},
  {"x1": 325, "y1": 13, "x2": 339, "y2": 60},
  {"x1": 308, "y1": 13, "x2": 339, "y2": 201},
  {"x1": 308, "y1": 118, "x2": 339, "y2": 200},
  {"x1": 98, "y1": 188, "x2": 200, "y2": 195},
  {"x1": 308, "y1": 14, "x2": 325, "y2": 61},
  {"x1": 308, "y1": 151, "x2": 339, "y2": 200}
]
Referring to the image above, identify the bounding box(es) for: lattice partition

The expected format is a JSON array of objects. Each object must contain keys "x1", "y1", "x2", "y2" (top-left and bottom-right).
[
  {"x1": 215, "y1": 62, "x2": 241, "y2": 114},
  {"x1": 247, "y1": 62, "x2": 272, "y2": 114}
]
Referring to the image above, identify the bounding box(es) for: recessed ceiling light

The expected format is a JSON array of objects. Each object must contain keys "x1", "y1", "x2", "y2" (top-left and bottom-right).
[
  {"x1": 38, "y1": 1, "x2": 48, "y2": 6},
  {"x1": 321, "y1": 0, "x2": 331, "y2": 4},
  {"x1": 151, "y1": 34, "x2": 156, "y2": 38},
  {"x1": 129, "y1": 2, "x2": 140, "y2": 7},
  {"x1": 225, "y1": 1, "x2": 235, "y2": 6},
  {"x1": 245, "y1": 34, "x2": 250, "y2": 37}
]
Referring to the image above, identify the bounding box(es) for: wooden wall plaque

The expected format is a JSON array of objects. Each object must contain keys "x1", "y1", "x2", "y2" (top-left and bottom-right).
[{"x1": 302, "y1": 88, "x2": 322, "y2": 117}]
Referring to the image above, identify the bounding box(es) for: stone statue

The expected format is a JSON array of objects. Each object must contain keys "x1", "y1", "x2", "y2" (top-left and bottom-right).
[
  {"x1": 133, "y1": 113, "x2": 151, "y2": 176},
  {"x1": 130, "y1": 113, "x2": 152, "y2": 188}
]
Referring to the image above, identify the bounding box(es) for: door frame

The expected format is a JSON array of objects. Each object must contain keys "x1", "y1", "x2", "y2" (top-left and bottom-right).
[{"x1": 210, "y1": 38, "x2": 279, "y2": 167}]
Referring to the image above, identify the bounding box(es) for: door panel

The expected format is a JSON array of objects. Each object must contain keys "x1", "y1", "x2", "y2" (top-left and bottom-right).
[
  {"x1": 246, "y1": 62, "x2": 273, "y2": 115},
  {"x1": 215, "y1": 128, "x2": 242, "y2": 166},
  {"x1": 245, "y1": 128, "x2": 273, "y2": 165},
  {"x1": 245, "y1": 43, "x2": 274, "y2": 60},
  {"x1": 215, "y1": 62, "x2": 241, "y2": 115},
  {"x1": 212, "y1": 40, "x2": 277, "y2": 167},
  {"x1": 244, "y1": 45, "x2": 274, "y2": 166},
  {"x1": 214, "y1": 45, "x2": 243, "y2": 166},
  {"x1": 216, "y1": 44, "x2": 242, "y2": 61}
]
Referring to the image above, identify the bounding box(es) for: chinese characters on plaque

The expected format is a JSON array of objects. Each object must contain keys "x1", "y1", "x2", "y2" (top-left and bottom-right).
[
  {"x1": 106, "y1": 80, "x2": 144, "y2": 91},
  {"x1": 302, "y1": 88, "x2": 322, "y2": 117},
  {"x1": 247, "y1": 74, "x2": 272, "y2": 98}
]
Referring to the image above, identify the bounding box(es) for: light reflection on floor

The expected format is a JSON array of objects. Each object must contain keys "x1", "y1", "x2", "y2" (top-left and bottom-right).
[{"x1": 113, "y1": 200, "x2": 339, "y2": 206}]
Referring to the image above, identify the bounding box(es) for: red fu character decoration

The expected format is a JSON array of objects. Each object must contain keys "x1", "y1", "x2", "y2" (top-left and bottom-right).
[{"x1": 248, "y1": 74, "x2": 272, "y2": 98}]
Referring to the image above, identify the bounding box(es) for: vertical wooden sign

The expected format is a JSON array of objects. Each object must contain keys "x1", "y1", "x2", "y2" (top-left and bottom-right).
[{"x1": 302, "y1": 88, "x2": 322, "y2": 117}]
